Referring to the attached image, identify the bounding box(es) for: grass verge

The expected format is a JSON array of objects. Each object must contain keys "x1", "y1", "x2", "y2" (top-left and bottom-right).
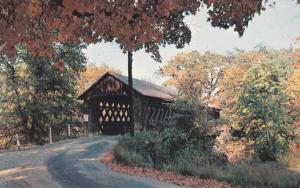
[{"x1": 112, "y1": 133, "x2": 300, "y2": 188}]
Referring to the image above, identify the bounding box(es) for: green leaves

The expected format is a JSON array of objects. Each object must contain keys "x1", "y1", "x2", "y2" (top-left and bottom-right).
[
  {"x1": 236, "y1": 60, "x2": 295, "y2": 161},
  {"x1": 0, "y1": 43, "x2": 87, "y2": 144}
]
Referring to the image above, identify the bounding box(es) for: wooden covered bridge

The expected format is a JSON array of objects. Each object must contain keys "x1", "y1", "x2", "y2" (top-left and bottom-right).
[{"x1": 78, "y1": 72, "x2": 176, "y2": 134}]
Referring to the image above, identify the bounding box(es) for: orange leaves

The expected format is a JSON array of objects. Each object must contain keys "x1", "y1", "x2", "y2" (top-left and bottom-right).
[
  {"x1": 26, "y1": 38, "x2": 55, "y2": 57},
  {"x1": 206, "y1": 0, "x2": 214, "y2": 6},
  {"x1": 26, "y1": 1, "x2": 42, "y2": 18},
  {"x1": 125, "y1": 13, "x2": 133, "y2": 21},
  {"x1": 53, "y1": 59, "x2": 65, "y2": 72},
  {"x1": 63, "y1": 0, "x2": 93, "y2": 14},
  {"x1": 293, "y1": 37, "x2": 300, "y2": 65},
  {"x1": 289, "y1": 37, "x2": 300, "y2": 89},
  {"x1": 0, "y1": 0, "x2": 201, "y2": 61},
  {"x1": 156, "y1": 0, "x2": 175, "y2": 16},
  {"x1": 0, "y1": 0, "x2": 278, "y2": 61},
  {"x1": 207, "y1": 0, "x2": 267, "y2": 36}
]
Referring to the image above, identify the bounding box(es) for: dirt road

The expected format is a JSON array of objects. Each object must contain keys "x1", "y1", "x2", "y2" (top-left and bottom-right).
[{"x1": 0, "y1": 135, "x2": 183, "y2": 188}]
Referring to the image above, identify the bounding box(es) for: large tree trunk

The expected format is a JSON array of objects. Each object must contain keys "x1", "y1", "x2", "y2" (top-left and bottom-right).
[
  {"x1": 128, "y1": 51, "x2": 134, "y2": 136},
  {"x1": 29, "y1": 56, "x2": 41, "y2": 143}
]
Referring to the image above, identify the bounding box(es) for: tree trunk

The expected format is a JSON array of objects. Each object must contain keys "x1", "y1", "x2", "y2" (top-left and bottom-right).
[
  {"x1": 128, "y1": 51, "x2": 134, "y2": 136},
  {"x1": 30, "y1": 113, "x2": 37, "y2": 143}
]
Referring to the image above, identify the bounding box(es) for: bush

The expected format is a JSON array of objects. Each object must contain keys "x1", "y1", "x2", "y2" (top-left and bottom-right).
[
  {"x1": 113, "y1": 99, "x2": 221, "y2": 168},
  {"x1": 112, "y1": 131, "x2": 192, "y2": 169},
  {"x1": 113, "y1": 132, "x2": 156, "y2": 167},
  {"x1": 166, "y1": 99, "x2": 217, "y2": 150},
  {"x1": 113, "y1": 145, "x2": 146, "y2": 167}
]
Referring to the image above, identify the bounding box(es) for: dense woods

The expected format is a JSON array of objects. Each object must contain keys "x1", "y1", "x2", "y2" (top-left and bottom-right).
[
  {"x1": 0, "y1": 44, "x2": 87, "y2": 146},
  {"x1": 0, "y1": 45, "x2": 119, "y2": 147}
]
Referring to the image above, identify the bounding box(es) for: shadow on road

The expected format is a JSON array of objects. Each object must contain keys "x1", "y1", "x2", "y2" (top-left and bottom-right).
[{"x1": 46, "y1": 137, "x2": 153, "y2": 188}]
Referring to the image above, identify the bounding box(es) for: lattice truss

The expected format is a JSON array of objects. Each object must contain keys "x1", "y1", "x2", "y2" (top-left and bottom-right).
[
  {"x1": 144, "y1": 106, "x2": 172, "y2": 126},
  {"x1": 99, "y1": 101, "x2": 130, "y2": 123}
]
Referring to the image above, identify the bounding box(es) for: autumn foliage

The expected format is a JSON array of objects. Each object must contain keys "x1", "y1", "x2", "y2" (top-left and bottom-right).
[
  {"x1": 289, "y1": 38, "x2": 300, "y2": 129},
  {"x1": 0, "y1": 0, "x2": 282, "y2": 61}
]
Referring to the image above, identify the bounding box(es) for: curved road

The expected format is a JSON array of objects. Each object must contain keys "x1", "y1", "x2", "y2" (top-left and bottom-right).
[{"x1": 0, "y1": 135, "x2": 183, "y2": 188}]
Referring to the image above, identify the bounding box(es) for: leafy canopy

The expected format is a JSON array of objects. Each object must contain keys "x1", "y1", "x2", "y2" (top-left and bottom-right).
[{"x1": 0, "y1": 0, "x2": 283, "y2": 61}]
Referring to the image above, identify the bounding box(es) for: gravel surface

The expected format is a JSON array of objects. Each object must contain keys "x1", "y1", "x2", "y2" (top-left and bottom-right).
[{"x1": 0, "y1": 135, "x2": 184, "y2": 188}]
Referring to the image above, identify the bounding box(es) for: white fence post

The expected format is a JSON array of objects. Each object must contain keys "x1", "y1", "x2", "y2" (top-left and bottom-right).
[
  {"x1": 49, "y1": 126, "x2": 53, "y2": 144},
  {"x1": 16, "y1": 134, "x2": 20, "y2": 150},
  {"x1": 83, "y1": 114, "x2": 89, "y2": 137},
  {"x1": 68, "y1": 124, "x2": 71, "y2": 137}
]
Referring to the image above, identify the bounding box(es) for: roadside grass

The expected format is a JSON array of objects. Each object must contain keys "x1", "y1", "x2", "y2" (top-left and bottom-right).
[
  {"x1": 112, "y1": 133, "x2": 300, "y2": 188},
  {"x1": 171, "y1": 160, "x2": 300, "y2": 188}
]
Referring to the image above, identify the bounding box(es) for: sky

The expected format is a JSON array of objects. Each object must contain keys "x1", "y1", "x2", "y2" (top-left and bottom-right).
[{"x1": 84, "y1": 0, "x2": 300, "y2": 85}]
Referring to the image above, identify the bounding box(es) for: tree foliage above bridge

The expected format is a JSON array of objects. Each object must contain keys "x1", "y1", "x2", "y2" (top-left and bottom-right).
[{"x1": 0, "y1": 0, "x2": 286, "y2": 61}]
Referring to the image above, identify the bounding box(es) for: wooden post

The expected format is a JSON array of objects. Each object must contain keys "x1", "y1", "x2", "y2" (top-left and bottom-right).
[
  {"x1": 16, "y1": 134, "x2": 20, "y2": 150},
  {"x1": 84, "y1": 112, "x2": 90, "y2": 136},
  {"x1": 49, "y1": 126, "x2": 53, "y2": 144},
  {"x1": 84, "y1": 123, "x2": 88, "y2": 137},
  {"x1": 68, "y1": 124, "x2": 71, "y2": 137},
  {"x1": 128, "y1": 51, "x2": 134, "y2": 136}
]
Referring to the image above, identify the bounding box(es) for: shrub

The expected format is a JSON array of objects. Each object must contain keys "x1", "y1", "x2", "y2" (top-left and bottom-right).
[
  {"x1": 113, "y1": 99, "x2": 221, "y2": 167},
  {"x1": 113, "y1": 145, "x2": 145, "y2": 167},
  {"x1": 113, "y1": 132, "x2": 156, "y2": 167},
  {"x1": 166, "y1": 99, "x2": 217, "y2": 151}
]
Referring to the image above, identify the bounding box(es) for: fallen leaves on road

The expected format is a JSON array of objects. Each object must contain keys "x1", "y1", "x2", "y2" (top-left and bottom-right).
[{"x1": 101, "y1": 151, "x2": 232, "y2": 188}]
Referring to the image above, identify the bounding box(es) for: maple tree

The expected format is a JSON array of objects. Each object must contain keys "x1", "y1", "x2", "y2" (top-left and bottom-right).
[{"x1": 0, "y1": 0, "x2": 279, "y2": 59}]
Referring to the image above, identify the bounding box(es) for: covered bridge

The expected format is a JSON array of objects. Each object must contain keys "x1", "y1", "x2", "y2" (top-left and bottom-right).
[{"x1": 78, "y1": 72, "x2": 175, "y2": 134}]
